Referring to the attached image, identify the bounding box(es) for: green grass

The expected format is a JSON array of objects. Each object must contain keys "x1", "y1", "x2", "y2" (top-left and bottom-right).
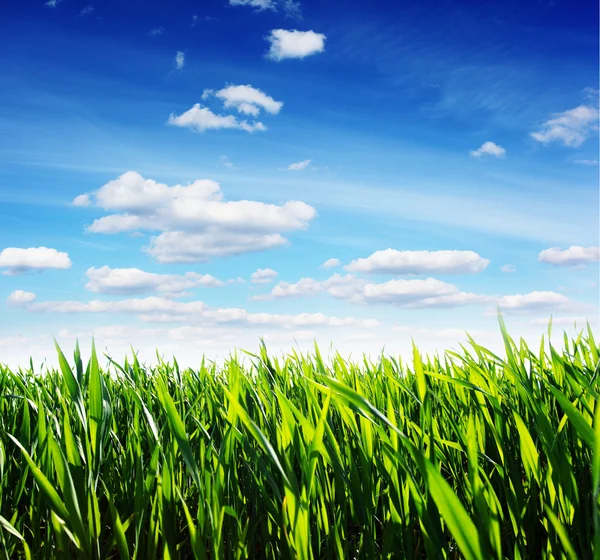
[{"x1": 0, "y1": 318, "x2": 598, "y2": 559}]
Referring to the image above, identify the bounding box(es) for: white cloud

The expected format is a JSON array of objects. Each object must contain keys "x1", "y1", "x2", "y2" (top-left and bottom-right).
[
  {"x1": 147, "y1": 231, "x2": 289, "y2": 263},
  {"x1": 0, "y1": 247, "x2": 72, "y2": 275},
  {"x1": 229, "y1": 0, "x2": 276, "y2": 10},
  {"x1": 531, "y1": 104, "x2": 599, "y2": 147},
  {"x1": 74, "y1": 172, "x2": 316, "y2": 262},
  {"x1": 256, "y1": 273, "x2": 490, "y2": 308},
  {"x1": 21, "y1": 294, "x2": 377, "y2": 330},
  {"x1": 469, "y1": 141, "x2": 506, "y2": 158},
  {"x1": 322, "y1": 258, "x2": 341, "y2": 269},
  {"x1": 497, "y1": 291, "x2": 578, "y2": 312},
  {"x1": 251, "y1": 268, "x2": 278, "y2": 284},
  {"x1": 45, "y1": 0, "x2": 62, "y2": 7},
  {"x1": 345, "y1": 249, "x2": 490, "y2": 275},
  {"x1": 539, "y1": 246, "x2": 599, "y2": 266},
  {"x1": 72, "y1": 194, "x2": 92, "y2": 207},
  {"x1": 501, "y1": 264, "x2": 517, "y2": 273},
  {"x1": 574, "y1": 159, "x2": 598, "y2": 166},
  {"x1": 7, "y1": 290, "x2": 36, "y2": 305},
  {"x1": 266, "y1": 29, "x2": 326, "y2": 61},
  {"x1": 168, "y1": 104, "x2": 266, "y2": 133},
  {"x1": 214, "y1": 85, "x2": 283, "y2": 115},
  {"x1": 286, "y1": 159, "x2": 311, "y2": 171},
  {"x1": 85, "y1": 266, "x2": 223, "y2": 297},
  {"x1": 175, "y1": 51, "x2": 185, "y2": 70}
]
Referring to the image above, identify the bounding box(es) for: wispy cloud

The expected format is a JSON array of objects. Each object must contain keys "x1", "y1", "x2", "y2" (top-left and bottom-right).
[
  {"x1": 322, "y1": 258, "x2": 341, "y2": 269},
  {"x1": 44, "y1": 0, "x2": 62, "y2": 7},
  {"x1": 266, "y1": 29, "x2": 326, "y2": 61},
  {"x1": 175, "y1": 51, "x2": 185, "y2": 70},
  {"x1": 78, "y1": 5, "x2": 94, "y2": 17},
  {"x1": 574, "y1": 159, "x2": 598, "y2": 166},
  {"x1": 286, "y1": 159, "x2": 311, "y2": 171},
  {"x1": 229, "y1": 0, "x2": 276, "y2": 10},
  {"x1": 469, "y1": 141, "x2": 506, "y2": 158},
  {"x1": 501, "y1": 264, "x2": 516, "y2": 273},
  {"x1": 148, "y1": 27, "x2": 166, "y2": 37},
  {"x1": 219, "y1": 155, "x2": 235, "y2": 169}
]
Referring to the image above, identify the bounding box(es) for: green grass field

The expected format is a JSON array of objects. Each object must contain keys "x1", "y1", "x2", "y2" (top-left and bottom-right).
[{"x1": 0, "y1": 318, "x2": 598, "y2": 559}]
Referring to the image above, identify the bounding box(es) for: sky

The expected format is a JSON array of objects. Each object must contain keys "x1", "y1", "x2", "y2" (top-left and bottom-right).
[{"x1": 0, "y1": 0, "x2": 599, "y2": 367}]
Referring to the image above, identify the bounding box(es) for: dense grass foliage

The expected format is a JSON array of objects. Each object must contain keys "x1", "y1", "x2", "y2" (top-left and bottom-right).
[{"x1": 0, "y1": 320, "x2": 598, "y2": 559}]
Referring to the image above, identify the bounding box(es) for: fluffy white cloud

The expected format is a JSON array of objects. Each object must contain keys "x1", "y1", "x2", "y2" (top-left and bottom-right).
[
  {"x1": 251, "y1": 268, "x2": 278, "y2": 283},
  {"x1": 322, "y1": 258, "x2": 341, "y2": 269},
  {"x1": 501, "y1": 264, "x2": 517, "y2": 273},
  {"x1": 74, "y1": 172, "x2": 316, "y2": 262},
  {"x1": 147, "y1": 231, "x2": 288, "y2": 263},
  {"x1": 72, "y1": 194, "x2": 92, "y2": 207},
  {"x1": 168, "y1": 104, "x2": 266, "y2": 133},
  {"x1": 85, "y1": 266, "x2": 223, "y2": 297},
  {"x1": 539, "y1": 246, "x2": 599, "y2": 266},
  {"x1": 170, "y1": 84, "x2": 281, "y2": 133},
  {"x1": 266, "y1": 29, "x2": 326, "y2": 61},
  {"x1": 256, "y1": 273, "x2": 490, "y2": 308},
  {"x1": 0, "y1": 247, "x2": 72, "y2": 275},
  {"x1": 345, "y1": 249, "x2": 490, "y2": 275},
  {"x1": 214, "y1": 85, "x2": 283, "y2": 115},
  {"x1": 531, "y1": 104, "x2": 599, "y2": 147},
  {"x1": 287, "y1": 159, "x2": 311, "y2": 170},
  {"x1": 7, "y1": 290, "x2": 36, "y2": 305},
  {"x1": 469, "y1": 141, "x2": 506, "y2": 158},
  {"x1": 496, "y1": 291, "x2": 577, "y2": 312},
  {"x1": 175, "y1": 51, "x2": 185, "y2": 70}
]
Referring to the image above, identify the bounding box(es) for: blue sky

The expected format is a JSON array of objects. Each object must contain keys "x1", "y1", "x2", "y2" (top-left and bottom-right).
[{"x1": 1, "y1": 0, "x2": 598, "y2": 365}]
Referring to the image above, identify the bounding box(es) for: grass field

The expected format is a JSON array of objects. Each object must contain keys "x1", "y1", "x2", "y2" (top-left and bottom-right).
[{"x1": 0, "y1": 317, "x2": 598, "y2": 559}]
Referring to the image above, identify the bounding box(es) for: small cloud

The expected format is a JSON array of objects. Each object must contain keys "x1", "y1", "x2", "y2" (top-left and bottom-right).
[
  {"x1": 45, "y1": 0, "x2": 62, "y2": 7},
  {"x1": 286, "y1": 159, "x2": 311, "y2": 171},
  {"x1": 0, "y1": 247, "x2": 72, "y2": 275},
  {"x1": 175, "y1": 51, "x2": 185, "y2": 70},
  {"x1": 539, "y1": 246, "x2": 599, "y2": 267},
  {"x1": 251, "y1": 268, "x2": 278, "y2": 284},
  {"x1": 531, "y1": 104, "x2": 599, "y2": 147},
  {"x1": 148, "y1": 27, "x2": 166, "y2": 36},
  {"x1": 322, "y1": 258, "x2": 341, "y2": 269},
  {"x1": 574, "y1": 159, "x2": 598, "y2": 166},
  {"x1": 168, "y1": 104, "x2": 266, "y2": 133},
  {"x1": 78, "y1": 5, "x2": 95, "y2": 17},
  {"x1": 219, "y1": 155, "x2": 235, "y2": 169},
  {"x1": 215, "y1": 84, "x2": 283, "y2": 115},
  {"x1": 229, "y1": 0, "x2": 276, "y2": 10},
  {"x1": 191, "y1": 14, "x2": 198, "y2": 27},
  {"x1": 7, "y1": 290, "x2": 36, "y2": 306},
  {"x1": 470, "y1": 141, "x2": 506, "y2": 158},
  {"x1": 501, "y1": 264, "x2": 516, "y2": 273},
  {"x1": 266, "y1": 29, "x2": 326, "y2": 61},
  {"x1": 72, "y1": 194, "x2": 92, "y2": 207}
]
